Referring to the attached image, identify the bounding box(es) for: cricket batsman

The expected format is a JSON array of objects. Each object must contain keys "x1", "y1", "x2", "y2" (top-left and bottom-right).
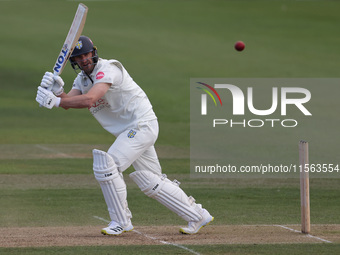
[{"x1": 35, "y1": 36, "x2": 214, "y2": 235}]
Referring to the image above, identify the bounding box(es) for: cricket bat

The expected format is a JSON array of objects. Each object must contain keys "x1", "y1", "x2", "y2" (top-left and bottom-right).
[{"x1": 52, "y1": 3, "x2": 88, "y2": 76}]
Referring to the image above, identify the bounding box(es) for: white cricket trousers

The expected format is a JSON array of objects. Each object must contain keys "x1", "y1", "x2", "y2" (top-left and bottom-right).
[{"x1": 107, "y1": 119, "x2": 162, "y2": 175}]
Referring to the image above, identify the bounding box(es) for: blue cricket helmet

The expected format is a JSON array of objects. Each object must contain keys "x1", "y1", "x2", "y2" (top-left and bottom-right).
[{"x1": 70, "y1": 35, "x2": 98, "y2": 70}]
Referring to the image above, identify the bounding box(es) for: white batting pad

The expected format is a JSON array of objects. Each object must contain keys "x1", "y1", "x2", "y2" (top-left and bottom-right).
[
  {"x1": 130, "y1": 170, "x2": 202, "y2": 222},
  {"x1": 93, "y1": 149, "x2": 132, "y2": 227}
]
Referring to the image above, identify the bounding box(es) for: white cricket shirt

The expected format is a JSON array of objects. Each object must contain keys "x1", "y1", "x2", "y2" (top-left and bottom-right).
[{"x1": 72, "y1": 58, "x2": 157, "y2": 136}]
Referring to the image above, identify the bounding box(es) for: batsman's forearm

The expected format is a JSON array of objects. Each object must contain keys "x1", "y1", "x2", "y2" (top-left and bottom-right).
[
  {"x1": 59, "y1": 94, "x2": 93, "y2": 109},
  {"x1": 58, "y1": 82, "x2": 110, "y2": 109}
]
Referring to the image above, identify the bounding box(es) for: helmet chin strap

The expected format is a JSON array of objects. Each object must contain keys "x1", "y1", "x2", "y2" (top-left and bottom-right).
[
  {"x1": 71, "y1": 64, "x2": 94, "y2": 84},
  {"x1": 72, "y1": 56, "x2": 96, "y2": 83},
  {"x1": 83, "y1": 59, "x2": 96, "y2": 83},
  {"x1": 84, "y1": 69, "x2": 94, "y2": 83}
]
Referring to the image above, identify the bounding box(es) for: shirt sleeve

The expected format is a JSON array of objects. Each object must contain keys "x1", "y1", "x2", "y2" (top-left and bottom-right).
[
  {"x1": 72, "y1": 75, "x2": 83, "y2": 90},
  {"x1": 93, "y1": 63, "x2": 123, "y2": 87}
]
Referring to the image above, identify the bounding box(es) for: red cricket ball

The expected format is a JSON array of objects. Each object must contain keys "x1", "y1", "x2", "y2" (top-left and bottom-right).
[{"x1": 234, "y1": 41, "x2": 245, "y2": 51}]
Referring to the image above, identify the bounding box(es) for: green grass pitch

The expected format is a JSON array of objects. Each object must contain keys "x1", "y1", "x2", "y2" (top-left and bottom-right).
[{"x1": 0, "y1": 0, "x2": 339, "y2": 254}]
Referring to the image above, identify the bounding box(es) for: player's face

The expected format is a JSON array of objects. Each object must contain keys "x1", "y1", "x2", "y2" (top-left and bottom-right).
[{"x1": 74, "y1": 51, "x2": 95, "y2": 74}]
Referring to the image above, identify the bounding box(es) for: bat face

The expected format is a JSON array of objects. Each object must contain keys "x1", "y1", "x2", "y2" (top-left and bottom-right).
[
  {"x1": 54, "y1": 44, "x2": 71, "y2": 74},
  {"x1": 52, "y1": 3, "x2": 88, "y2": 76}
]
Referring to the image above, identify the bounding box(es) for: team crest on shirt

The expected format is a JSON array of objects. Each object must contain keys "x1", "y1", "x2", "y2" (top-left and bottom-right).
[{"x1": 127, "y1": 129, "x2": 137, "y2": 138}]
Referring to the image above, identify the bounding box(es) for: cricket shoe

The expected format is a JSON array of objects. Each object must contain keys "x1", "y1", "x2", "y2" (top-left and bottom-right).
[
  {"x1": 179, "y1": 209, "x2": 214, "y2": 235},
  {"x1": 101, "y1": 220, "x2": 134, "y2": 236}
]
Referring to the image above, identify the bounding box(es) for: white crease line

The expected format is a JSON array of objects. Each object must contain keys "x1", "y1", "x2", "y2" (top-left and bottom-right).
[
  {"x1": 35, "y1": 144, "x2": 73, "y2": 158},
  {"x1": 274, "y1": 225, "x2": 332, "y2": 243},
  {"x1": 93, "y1": 216, "x2": 200, "y2": 255},
  {"x1": 93, "y1": 216, "x2": 110, "y2": 223},
  {"x1": 133, "y1": 229, "x2": 200, "y2": 255}
]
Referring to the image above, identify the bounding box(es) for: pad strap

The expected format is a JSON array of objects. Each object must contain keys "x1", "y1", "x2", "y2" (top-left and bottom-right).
[{"x1": 130, "y1": 170, "x2": 202, "y2": 222}]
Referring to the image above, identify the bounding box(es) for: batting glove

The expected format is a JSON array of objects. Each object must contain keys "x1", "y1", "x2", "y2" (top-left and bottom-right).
[
  {"x1": 36, "y1": 86, "x2": 61, "y2": 109},
  {"x1": 40, "y1": 72, "x2": 64, "y2": 96}
]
